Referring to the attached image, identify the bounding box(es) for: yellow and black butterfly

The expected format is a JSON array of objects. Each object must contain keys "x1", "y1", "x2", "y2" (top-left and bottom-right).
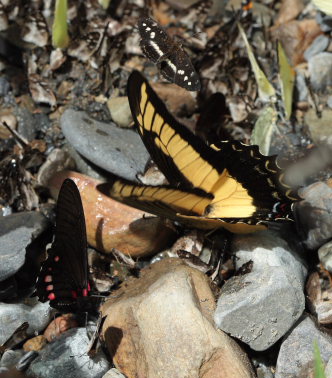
[{"x1": 97, "y1": 71, "x2": 299, "y2": 233}]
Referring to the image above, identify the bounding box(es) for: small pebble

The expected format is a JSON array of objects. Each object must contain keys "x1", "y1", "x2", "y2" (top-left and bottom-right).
[
  {"x1": 308, "y1": 52, "x2": 332, "y2": 92},
  {"x1": 23, "y1": 336, "x2": 47, "y2": 352},
  {"x1": 43, "y1": 314, "x2": 78, "y2": 342},
  {"x1": 304, "y1": 34, "x2": 329, "y2": 61},
  {"x1": 107, "y1": 96, "x2": 133, "y2": 128},
  {"x1": 318, "y1": 240, "x2": 332, "y2": 272}
]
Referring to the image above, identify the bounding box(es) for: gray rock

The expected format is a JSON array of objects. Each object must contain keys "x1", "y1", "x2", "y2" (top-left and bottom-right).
[
  {"x1": 318, "y1": 240, "x2": 332, "y2": 272},
  {"x1": 275, "y1": 315, "x2": 332, "y2": 378},
  {"x1": 252, "y1": 358, "x2": 274, "y2": 378},
  {"x1": 102, "y1": 368, "x2": 126, "y2": 378},
  {"x1": 14, "y1": 106, "x2": 36, "y2": 142},
  {"x1": 327, "y1": 96, "x2": 332, "y2": 109},
  {"x1": 165, "y1": 0, "x2": 201, "y2": 10},
  {"x1": 304, "y1": 35, "x2": 329, "y2": 61},
  {"x1": 28, "y1": 328, "x2": 110, "y2": 378},
  {"x1": 294, "y1": 182, "x2": 332, "y2": 249},
  {"x1": 308, "y1": 52, "x2": 332, "y2": 92},
  {"x1": 0, "y1": 350, "x2": 24, "y2": 368},
  {"x1": 63, "y1": 143, "x2": 106, "y2": 181},
  {"x1": 305, "y1": 108, "x2": 332, "y2": 146},
  {"x1": 61, "y1": 109, "x2": 150, "y2": 181},
  {"x1": 325, "y1": 356, "x2": 332, "y2": 378},
  {"x1": 37, "y1": 148, "x2": 76, "y2": 187},
  {"x1": 232, "y1": 230, "x2": 307, "y2": 285},
  {"x1": 0, "y1": 211, "x2": 50, "y2": 282},
  {"x1": 0, "y1": 77, "x2": 10, "y2": 97},
  {"x1": 295, "y1": 73, "x2": 308, "y2": 102},
  {"x1": 215, "y1": 230, "x2": 306, "y2": 351},
  {"x1": 316, "y1": 13, "x2": 332, "y2": 32},
  {"x1": 0, "y1": 301, "x2": 53, "y2": 345},
  {"x1": 214, "y1": 267, "x2": 305, "y2": 351}
]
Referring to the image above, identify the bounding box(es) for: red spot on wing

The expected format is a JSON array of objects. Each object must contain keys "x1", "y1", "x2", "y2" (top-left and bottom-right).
[{"x1": 48, "y1": 293, "x2": 56, "y2": 300}]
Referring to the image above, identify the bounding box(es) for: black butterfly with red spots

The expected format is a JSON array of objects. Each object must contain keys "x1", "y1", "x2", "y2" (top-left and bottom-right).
[{"x1": 36, "y1": 179, "x2": 98, "y2": 313}]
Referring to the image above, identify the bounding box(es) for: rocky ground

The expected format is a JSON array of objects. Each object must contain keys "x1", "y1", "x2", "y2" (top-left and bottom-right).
[{"x1": 0, "y1": 0, "x2": 332, "y2": 377}]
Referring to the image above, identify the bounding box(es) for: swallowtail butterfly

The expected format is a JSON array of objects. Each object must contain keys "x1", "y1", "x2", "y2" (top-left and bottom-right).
[{"x1": 36, "y1": 179, "x2": 98, "y2": 314}]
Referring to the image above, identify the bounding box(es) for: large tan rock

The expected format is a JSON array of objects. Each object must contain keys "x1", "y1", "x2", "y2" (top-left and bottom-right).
[
  {"x1": 101, "y1": 258, "x2": 255, "y2": 378},
  {"x1": 48, "y1": 170, "x2": 176, "y2": 257}
]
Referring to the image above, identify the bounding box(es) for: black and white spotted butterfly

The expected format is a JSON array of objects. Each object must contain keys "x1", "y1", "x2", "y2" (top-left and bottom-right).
[{"x1": 137, "y1": 17, "x2": 201, "y2": 91}]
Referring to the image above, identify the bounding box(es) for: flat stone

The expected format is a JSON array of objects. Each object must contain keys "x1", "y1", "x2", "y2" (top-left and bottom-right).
[
  {"x1": 232, "y1": 230, "x2": 307, "y2": 285},
  {"x1": 0, "y1": 301, "x2": 52, "y2": 345},
  {"x1": 275, "y1": 316, "x2": 332, "y2": 377},
  {"x1": 305, "y1": 108, "x2": 332, "y2": 146},
  {"x1": 214, "y1": 267, "x2": 305, "y2": 351},
  {"x1": 304, "y1": 34, "x2": 329, "y2": 61},
  {"x1": 28, "y1": 328, "x2": 110, "y2": 378},
  {"x1": 0, "y1": 212, "x2": 50, "y2": 282},
  {"x1": 61, "y1": 109, "x2": 150, "y2": 181},
  {"x1": 294, "y1": 181, "x2": 332, "y2": 249},
  {"x1": 308, "y1": 52, "x2": 332, "y2": 92}
]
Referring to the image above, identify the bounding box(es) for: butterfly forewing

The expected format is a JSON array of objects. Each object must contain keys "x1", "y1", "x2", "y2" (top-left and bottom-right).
[
  {"x1": 127, "y1": 70, "x2": 220, "y2": 188},
  {"x1": 36, "y1": 179, "x2": 89, "y2": 312},
  {"x1": 138, "y1": 18, "x2": 173, "y2": 63},
  {"x1": 137, "y1": 17, "x2": 201, "y2": 91},
  {"x1": 54, "y1": 179, "x2": 88, "y2": 290}
]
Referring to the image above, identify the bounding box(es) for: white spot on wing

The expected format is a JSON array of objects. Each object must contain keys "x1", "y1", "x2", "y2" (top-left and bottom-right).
[
  {"x1": 184, "y1": 76, "x2": 188, "y2": 81},
  {"x1": 165, "y1": 59, "x2": 176, "y2": 73},
  {"x1": 150, "y1": 41, "x2": 164, "y2": 58},
  {"x1": 146, "y1": 27, "x2": 151, "y2": 31},
  {"x1": 150, "y1": 32, "x2": 155, "y2": 39}
]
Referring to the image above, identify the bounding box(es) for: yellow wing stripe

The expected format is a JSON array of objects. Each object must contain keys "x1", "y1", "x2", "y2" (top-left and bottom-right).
[
  {"x1": 112, "y1": 180, "x2": 210, "y2": 215},
  {"x1": 138, "y1": 83, "x2": 225, "y2": 192}
]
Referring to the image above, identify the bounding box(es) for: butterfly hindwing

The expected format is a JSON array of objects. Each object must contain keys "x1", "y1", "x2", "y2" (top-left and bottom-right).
[
  {"x1": 97, "y1": 178, "x2": 268, "y2": 233},
  {"x1": 159, "y1": 53, "x2": 201, "y2": 91}
]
